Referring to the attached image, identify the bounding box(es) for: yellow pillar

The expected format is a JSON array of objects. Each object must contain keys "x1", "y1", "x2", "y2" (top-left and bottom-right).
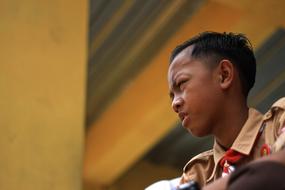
[{"x1": 0, "y1": 0, "x2": 87, "y2": 189}]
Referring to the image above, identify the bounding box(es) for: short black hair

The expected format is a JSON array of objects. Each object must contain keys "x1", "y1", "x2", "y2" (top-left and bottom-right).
[{"x1": 170, "y1": 31, "x2": 256, "y2": 97}]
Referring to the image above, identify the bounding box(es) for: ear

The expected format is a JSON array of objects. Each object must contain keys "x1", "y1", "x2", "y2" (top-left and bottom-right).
[{"x1": 217, "y1": 59, "x2": 234, "y2": 90}]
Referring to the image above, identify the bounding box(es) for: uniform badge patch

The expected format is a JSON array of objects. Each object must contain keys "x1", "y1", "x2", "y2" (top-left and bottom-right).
[{"x1": 260, "y1": 144, "x2": 271, "y2": 156}]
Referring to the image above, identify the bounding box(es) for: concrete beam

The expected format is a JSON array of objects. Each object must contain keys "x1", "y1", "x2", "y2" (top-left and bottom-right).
[{"x1": 83, "y1": 1, "x2": 241, "y2": 187}]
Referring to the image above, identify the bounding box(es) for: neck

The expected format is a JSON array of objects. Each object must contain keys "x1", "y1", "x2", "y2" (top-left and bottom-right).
[{"x1": 214, "y1": 99, "x2": 249, "y2": 149}]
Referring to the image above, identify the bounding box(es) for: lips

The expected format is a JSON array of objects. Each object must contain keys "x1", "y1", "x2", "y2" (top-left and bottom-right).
[
  {"x1": 178, "y1": 112, "x2": 190, "y2": 127},
  {"x1": 178, "y1": 112, "x2": 187, "y2": 122}
]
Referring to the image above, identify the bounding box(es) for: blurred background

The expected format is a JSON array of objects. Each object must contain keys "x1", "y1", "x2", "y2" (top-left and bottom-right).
[
  {"x1": 85, "y1": 0, "x2": 285, "y2": 189},
  {"x1": 1, "y1": 0, "x2": 285, "y2": 190}
]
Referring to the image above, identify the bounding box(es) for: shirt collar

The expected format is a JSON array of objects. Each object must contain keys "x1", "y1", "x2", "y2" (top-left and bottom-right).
[
  {"x1": 207, "y1": 108, "x2": 264, "y2": 182},
  {"x1": 231, "y1": 108, "x2": 264, "y2": 155}
]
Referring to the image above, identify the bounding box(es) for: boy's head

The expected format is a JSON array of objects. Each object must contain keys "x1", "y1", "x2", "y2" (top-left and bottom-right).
[
  {"x1": 170, "y1": 32, "x2": 256, "y2": 97},
  {"x1": 168, "y1": 32, "x2": 256, "y2": 136}
]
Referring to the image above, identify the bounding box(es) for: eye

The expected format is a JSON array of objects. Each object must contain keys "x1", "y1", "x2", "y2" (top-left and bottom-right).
[{"x1": 177, "y1": 79, "x2": 187, "y2": 90}]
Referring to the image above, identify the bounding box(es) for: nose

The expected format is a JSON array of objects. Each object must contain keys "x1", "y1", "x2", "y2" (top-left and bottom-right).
[{"x1": 172, "y1": 96, "x2": 183, "y2": 113}]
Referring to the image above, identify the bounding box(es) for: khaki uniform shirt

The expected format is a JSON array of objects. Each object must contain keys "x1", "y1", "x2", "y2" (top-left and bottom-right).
[{"x1": 180, "y1": 97, "x2": 285, "y2": 187}]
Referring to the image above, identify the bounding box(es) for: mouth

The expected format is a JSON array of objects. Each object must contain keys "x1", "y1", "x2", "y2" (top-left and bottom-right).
[
  {"x1": 178, "y1": 112, "x2": 190, "y2": 127},
  {"x1": 178, "y1": 112, "x2": 187, "y2": 122}
]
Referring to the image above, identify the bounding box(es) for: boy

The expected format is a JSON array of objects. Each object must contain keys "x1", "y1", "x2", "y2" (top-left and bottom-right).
[{"x1": 168, "y1": 32, "x2": 285, "y2": 187}]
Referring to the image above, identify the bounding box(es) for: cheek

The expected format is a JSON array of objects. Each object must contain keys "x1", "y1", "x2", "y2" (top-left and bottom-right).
[
  {"x1": 184, "y1": 85, "x2": 210, "y2": 103},
  {"x1": 184, "y1": 84, "x2": 220, "y2": 114},
  {"x1": 183, "y1": 91, "x2": 204, "y2": 115}
]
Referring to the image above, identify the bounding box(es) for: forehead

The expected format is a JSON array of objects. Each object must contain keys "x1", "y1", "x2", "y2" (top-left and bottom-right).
[
  {"x1": 172, "y1": 45, "x2": 193, "y2": 64},
  {"x1": 168, "y1": 46, "x2": 193, "y2": 79}
]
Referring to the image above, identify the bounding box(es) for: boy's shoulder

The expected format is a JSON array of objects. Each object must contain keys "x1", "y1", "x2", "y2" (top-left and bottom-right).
[
  {"x1": 271, "y1": 97, "x2": 285, "y2": 109},
  {"x1": 263, "y1": 97, "x2": 285, "y2": 121},
  {"x1": 181, "y1": 149, "x2": 214, "y2": 186},
  {"x1": 183, "y1": 149, "x2": 214, "y2": 172},
  {"x1": 263, "y1": 97, "x2": 285, "y2": 151}
]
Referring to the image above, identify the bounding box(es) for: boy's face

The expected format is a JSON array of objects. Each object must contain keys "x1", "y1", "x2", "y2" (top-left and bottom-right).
[{"x1": 168, "y1": 46, "x2": 223, "y2": 137}]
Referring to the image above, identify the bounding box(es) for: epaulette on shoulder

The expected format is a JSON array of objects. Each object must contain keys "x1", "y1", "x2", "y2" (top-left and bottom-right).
[
  {"x1": 183, "y1": 149, "x2": 213, "y2": 172},
  {"x1": 272, "y1": 97, "x2": 285, "y2": 109},
  {"x1": 263, "y1": 97, "x2": 285, "y2": 121}
]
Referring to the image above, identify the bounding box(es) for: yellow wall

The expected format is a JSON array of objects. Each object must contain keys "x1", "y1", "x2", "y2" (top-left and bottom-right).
[{"x1": 0, "y1": 0, "x2": 87, "y2": 189}]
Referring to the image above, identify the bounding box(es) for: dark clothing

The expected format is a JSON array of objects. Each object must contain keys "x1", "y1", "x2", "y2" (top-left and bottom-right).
[{"x1": 228, "y1": 161, "x2": 285, "y2": 190}]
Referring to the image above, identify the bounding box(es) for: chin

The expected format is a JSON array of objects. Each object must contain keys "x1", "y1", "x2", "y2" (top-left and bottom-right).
[{"x1": 186, "y1": 127, "x2": 210, "y2": 137}]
